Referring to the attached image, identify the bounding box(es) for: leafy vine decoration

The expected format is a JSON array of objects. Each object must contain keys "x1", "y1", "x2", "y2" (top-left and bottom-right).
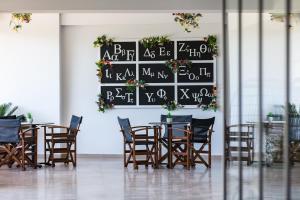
[
  {"x1": 165, "y1": 59, "x2": 192, "y2": 73},
  {"x1": 173, "y1": 13, "x2": 202, "y2": 33},
  {"x1": 126, "y1": 79, "x2": 147, "y2": 92},
  {"x1": 204, "y1": 35, "x2": 218, "y2": 56},
  {"x1": 139, "y1": 35, "x2": 171, "y2": 49},
  {"x1": 10, "y1": 13, "x2": 32, "y2": 32},
  {"x1": 95, "y1": 59, "x2": 112, "y2": 80},
  {"x1": 97, "y1": 94, "x2": 114, "y2": 113},
  {"x1": 93, "y1": 35, "x2": 114, "y2": 48},
  {"x1": 198, "y1": 86, "x2": 218, "y2": 112}
]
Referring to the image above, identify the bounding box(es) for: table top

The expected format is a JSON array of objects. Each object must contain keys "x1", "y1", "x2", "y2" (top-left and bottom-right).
[
  {"x1": 247, "y1": 121, "x2": 285, "y2": 125},
  {"x1": 21, "y1": 122, "x2": 54, "y2": 126}
]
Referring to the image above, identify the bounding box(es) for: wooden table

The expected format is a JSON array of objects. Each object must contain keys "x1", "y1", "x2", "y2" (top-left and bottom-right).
[{"x1": 149, "y1": 121, "x2": 191, "y2": 169}]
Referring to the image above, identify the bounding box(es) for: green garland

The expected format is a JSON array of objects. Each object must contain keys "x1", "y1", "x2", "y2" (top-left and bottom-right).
[
  {"x1": 165, "y1": 59, "x2": 192, "y2": 73},
  {"x1": 205, "y1": 35, "x2": 218, "y2": 56},
  {"x1": 173, "y1": 13, "x2": 202, "y2": 33},
  {"x1": 95, "y1": 59, "x2": 112, "y2": 80},
  {"x1": 126, "y1": 79, "x2": 147, "y2": 92},
  {"x1": 93, "y1": 35, "x2": 114, "y2": 48},
  {"x1": 10, "y1": 13, "x2": 32, "y2": 32},
  {"x1": 139, "y1": 35, "x2": 171, "y2": 49},
  {"x1": 198, "y1": 86, "x2": 218, "y2": 112},
  {"x1": 97, "y1": 94, "x2": 114, "y2": 113}
]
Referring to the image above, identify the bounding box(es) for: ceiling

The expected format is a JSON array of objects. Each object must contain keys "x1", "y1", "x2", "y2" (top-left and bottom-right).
[{"x1": 1, "y1": 0, "x2": 299, "y2": 13}]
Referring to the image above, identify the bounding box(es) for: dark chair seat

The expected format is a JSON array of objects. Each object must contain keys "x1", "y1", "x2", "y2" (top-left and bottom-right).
[
  {"x1": 127, "y1": 140, "x2": 155, "y2": 145},
  {"x1": 191, "y1": 138, "x2": 208, "y2": 143},
  {"x1": 45, "y1": 137, "x2": 76, "y2": 143}
]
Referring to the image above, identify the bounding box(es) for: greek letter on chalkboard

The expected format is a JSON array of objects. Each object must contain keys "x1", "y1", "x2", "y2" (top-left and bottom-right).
[
  {"x1": 180, "y1": 88, "x2": 189, "y2": 99},
  {"x1": 200, "y1": 88, "x2": 211, "y2": 97}
]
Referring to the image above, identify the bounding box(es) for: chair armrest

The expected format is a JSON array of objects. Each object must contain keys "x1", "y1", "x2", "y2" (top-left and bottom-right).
[
  {"x1": 21, "y1": 128, "x2": 38, "y2": 134},
  {"x1": 131, "y1": 126, "x2": 152, "y2": 129},
  {"x1": 20, "y1": 128, "x2": 39, "y2": 138},
  {"x1": 134, "y1": 135, "x2": 149, "y2": 139},
  {"x1": 43, "y1": 125, "x2": 69, "y2": 129}
]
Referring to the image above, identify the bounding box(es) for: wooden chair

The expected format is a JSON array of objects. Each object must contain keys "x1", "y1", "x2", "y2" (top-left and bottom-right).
[
  {"x1": 19, "y1": 125, "x2": 40, "y2": 168},
  {"x1": 169, "y1": 127, "x2": 192, "y2": 169},
  {"x1": 159, "y1": 115, "x2": 193, "y2": 169},
  {"x1": 289, "y1": 117, "x2": 300, "y2": 164},
  {"x1": 118, "y1": 117, "x2": 157, "y2": 169},
  {"x1": 190, "y1": 117, "x2": 215, "y2": 168},
  {"x1": 225, "y1": 124, "x2": 255, "y2": 165},
  {"x1": 43, "y1": 115, "x2": 82, "y2": 167},
  {"x1": 0, "y1": 119, "x2": 35, "y2": 170},
  {"x1": 0, "y1": 116, "x2": 17, "y2": 161}
]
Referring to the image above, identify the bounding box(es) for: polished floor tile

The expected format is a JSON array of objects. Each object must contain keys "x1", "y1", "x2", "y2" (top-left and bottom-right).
[{"x1": 0, "y1": 157, "x2": 299, "y2": 200}]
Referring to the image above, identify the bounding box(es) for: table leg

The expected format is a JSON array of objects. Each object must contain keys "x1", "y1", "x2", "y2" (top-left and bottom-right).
[
  {"x1": 154, "y1": 126, "x2": 158, "y2": 168},
  {"x1": 167, "y1": 124, "x2": 173, "y2": 169}
]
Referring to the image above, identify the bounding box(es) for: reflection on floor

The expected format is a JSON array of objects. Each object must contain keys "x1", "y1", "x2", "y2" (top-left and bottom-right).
[{"x1": 0, "y1": 157, "x2": 298, "y2": 200}]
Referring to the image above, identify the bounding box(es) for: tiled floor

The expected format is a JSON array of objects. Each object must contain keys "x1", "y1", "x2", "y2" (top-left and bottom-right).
[{"x1": 0, "y1": 157, "x2": 299, "y2": 200}]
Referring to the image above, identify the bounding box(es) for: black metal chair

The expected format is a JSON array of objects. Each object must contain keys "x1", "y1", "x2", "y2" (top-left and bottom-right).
[
  {"x1": 43, "y1": 115, "x2": 83, "y2": 167},
  {"x1": 118, "y1": 117, "x2": 157, "y2": 169},
  {"x1": 159, "y1": 115, "x2": 192, "y2": 168},
  {"x1": 190, "y1": 117, "x2": 215, "y2": 168}
]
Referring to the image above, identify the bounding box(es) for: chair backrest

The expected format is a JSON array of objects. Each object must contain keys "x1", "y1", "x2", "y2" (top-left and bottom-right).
[
  {"x1": 160, "y1": 115, "x2": 192, "y2": 137},
  {"x1": 0, "y1": 115, "x2": 16, "y2": 119},
  {"x1": 69, "y1": 115, "x2": 83, "y2": 134},
  {"x1": 0, "y1": 119, "x2": 21, "y2": 144},
  {"x1": 117, "y1": 117, "x2": 132, "y2": 142},
  {"x1": 290, "y1": 117, "x2": 300, "y2": 141},
  {"x1": 191, "y1": 117, "x2": 215, "y2": 141}
]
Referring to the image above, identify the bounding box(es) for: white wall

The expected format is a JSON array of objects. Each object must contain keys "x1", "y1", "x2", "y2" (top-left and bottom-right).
[
  {"x1": 61, "y1": 13, "x2": 224, "y2": 155},
  {"x1": 0, "y1": 13, "x2": 60, "y2": 152},
  {"x1": 2, "y1": 12, "x2": 298, "y2": 156},
  {"x1": 228, "y1": 13, "x2": 300, "y2": 124}
]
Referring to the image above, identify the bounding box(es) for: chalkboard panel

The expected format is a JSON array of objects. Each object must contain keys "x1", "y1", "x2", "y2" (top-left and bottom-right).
[
  {"x1": 98, "y1": 39, "x2": 216, "y2": 107},
  {"x1": 177, "y1": 41, "x2": 213, "y2": 60},
  {"x1": 100, "y1": 42, "x2": 136, "y2": 61},
  {"x1": 101, "y1": 86, "x2": 136, "y2": 105},
  {"x1": 139, "y1": 86, "x2": 174, "y2": 105},
  {"x1": 139, "y1": 42, "x2": 174, "y2": 61},
  {"x1": 177, "y1": 85, "x2": 213, "y2": 105},
  {"x1": 139, "y1": 64, "x2": 174, "y2": 83},
  {"x1": 177, "y1": 63, "x2": 214, "y2": 83},
  {"x1": 101, "y1": 64, "x2": 136, "y2": 83}
]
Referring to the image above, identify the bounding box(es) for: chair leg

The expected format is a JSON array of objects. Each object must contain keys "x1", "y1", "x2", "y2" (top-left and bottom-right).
[
  {"x1": 247, "y1": 141, "x2": 251, "y2": 166},
  {"x1": 208, "y1": 143, "x2": 211, "y2": 168},
  {"x1": 123, "y1": 143, "x2": 126, "y2": 167},
  {"x1": 133, "y1": 144, "x2": 138, "y2": 170},
  {"x1": 186, "y1": 143, "x2": 190, "y2": 170},
  {"x1": 73, "y1": 140, "x2": 77, "y2": 167},
  {"x1": 21, "y1": 139, "x2": 26, "y2": 171},
  {"x1": 65, "y1": 142, "x2": 70, "y2": 165},
  {"x1": 44, "y1": 126, "x2": 47, "y2": 165},
  {"x1": 51, "y1": 142, "x2": 55, "y2": 167}
]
